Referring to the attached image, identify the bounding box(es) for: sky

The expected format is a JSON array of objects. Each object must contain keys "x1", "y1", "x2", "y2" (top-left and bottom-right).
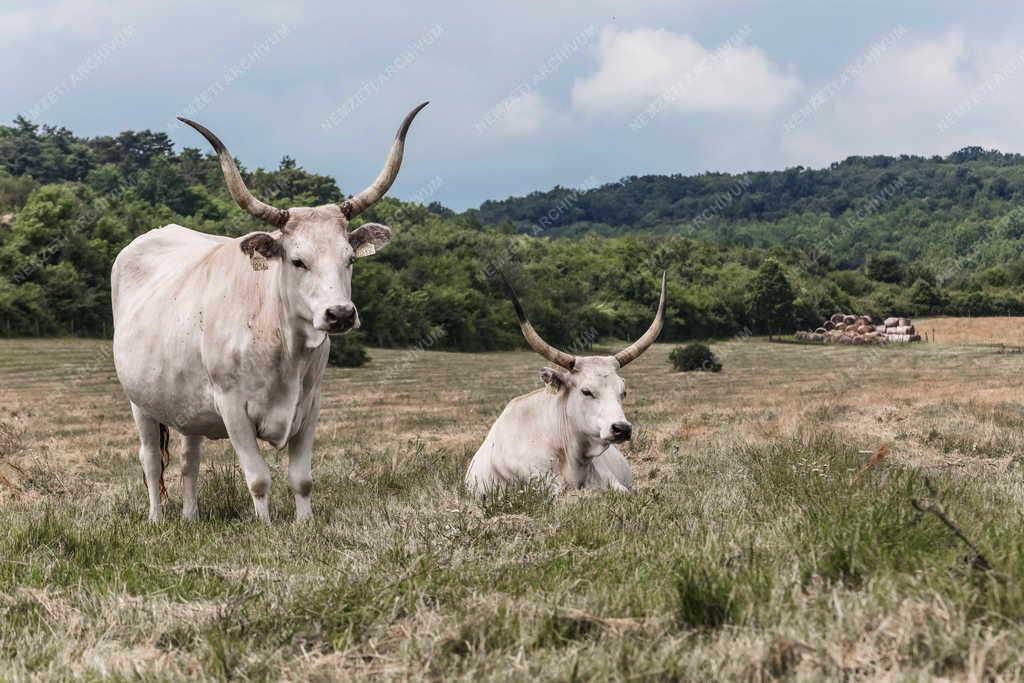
[{"x1": 5, "y1": 0, "x2": 1024, "y2": 210}]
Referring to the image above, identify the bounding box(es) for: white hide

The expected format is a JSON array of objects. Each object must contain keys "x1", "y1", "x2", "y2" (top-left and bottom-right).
[
  {"x1": 466, "y1": 356, "x2": 634, "y2": 496},
  {"x1": 112, "y1": 222, "x2": 333, "y2": 523}
]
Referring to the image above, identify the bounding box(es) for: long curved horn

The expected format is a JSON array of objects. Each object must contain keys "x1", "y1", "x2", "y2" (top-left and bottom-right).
[
  {"x1": 178, "y1": 117, "x2": 289, "y2": 228},
  {"x1": 613, "y1": 272, "x2": 667, "y2": 367},
  {"x1": 339, "y1": 101, "x2": 429, "y2": 219},
  {"x1": 504, "y1": 279, "x2": 576, "y2": 370}
]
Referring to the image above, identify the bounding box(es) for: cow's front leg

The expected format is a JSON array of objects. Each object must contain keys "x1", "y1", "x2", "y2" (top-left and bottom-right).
[
  {"x1": 218, "y1": 399, "x2": 273, "y2": 523},
  {"x1": 287, "y1": 394, "x2": 320, "y2": 522}
]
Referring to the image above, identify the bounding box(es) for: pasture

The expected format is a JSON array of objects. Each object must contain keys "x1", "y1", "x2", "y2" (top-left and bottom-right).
[{"x1": 2, "y1": 332, "x2": 1024, "y2": 680}]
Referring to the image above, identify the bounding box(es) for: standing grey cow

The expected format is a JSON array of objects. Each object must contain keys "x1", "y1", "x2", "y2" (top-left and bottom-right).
[
  {"x1": 112, "y1": 103, "x2": 427, "y2": 522},
  {"x1": 466, "y1": 274, "x2": 667, "y2": 495}
]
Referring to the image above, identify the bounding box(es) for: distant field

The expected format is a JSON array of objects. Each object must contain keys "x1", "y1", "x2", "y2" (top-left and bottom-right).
[
  {"x1": 920, "y1": 316, "x2": 1024, "y2": 346},
  {"x1": 2, "y1": 332, "x2": 1024, "y2": 679}
]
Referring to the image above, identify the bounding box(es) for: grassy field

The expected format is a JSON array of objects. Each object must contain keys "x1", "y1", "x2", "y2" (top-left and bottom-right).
[
  {"x1": 3, "y1": 330, "x2": 1024, "y2": 680},
  {"x1": 921, "y1": 316, "x2": 1024, "y2": 347}
]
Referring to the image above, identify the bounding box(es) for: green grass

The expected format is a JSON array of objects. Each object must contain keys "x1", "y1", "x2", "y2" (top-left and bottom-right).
[
  {"x1": 3, "y1": 432, "x2": 1024, "y2": 680},
  {"x1": 5, "y1": 338, "x2": 1024, "y2": 679}
]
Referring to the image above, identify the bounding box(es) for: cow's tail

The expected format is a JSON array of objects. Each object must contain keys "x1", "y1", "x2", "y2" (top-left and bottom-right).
[{"x1": 158, "y1": 424, "x2": 171, "y2": 501}]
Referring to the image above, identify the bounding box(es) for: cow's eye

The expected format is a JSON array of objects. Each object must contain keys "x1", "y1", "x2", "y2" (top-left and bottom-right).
[
  {"x1": 581, "y1": 388, "x2": 595, "y2": 398},
  {"x1": 291, "y1": 259, "x2": 308, "y2": 270}
]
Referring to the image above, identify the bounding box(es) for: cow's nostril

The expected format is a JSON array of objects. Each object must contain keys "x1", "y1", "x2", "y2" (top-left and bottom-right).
[
  {"x1": 610, "y1": 422, "x2": 632, "y2": 441},
  {"x1": 324, "y1": 304, "x2": 356, "y2": 326}
]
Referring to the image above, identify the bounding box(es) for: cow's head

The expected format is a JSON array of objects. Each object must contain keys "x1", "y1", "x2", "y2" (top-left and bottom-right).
[
  {"x1": 508, "y1": 273, "x2": 667, "y2": 448},
  {"x1": 180, "y1": 102, "x2": 427, "y2": 335}
]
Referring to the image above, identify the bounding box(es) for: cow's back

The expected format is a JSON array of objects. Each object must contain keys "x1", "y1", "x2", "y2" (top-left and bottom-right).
[
  {"x1": 112, "y1": 225, "x2": 235, "y2": 435},
  {"x1": 112, "y1": 224, "x2": 229, "y2": 322},
  {"x1": 466, "y1": 390, "x2": 559, "y2": 494}
]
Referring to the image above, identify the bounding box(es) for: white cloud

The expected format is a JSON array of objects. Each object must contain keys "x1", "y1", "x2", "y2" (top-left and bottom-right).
[
  {"x1": 491, "y1": 91, "x2": 563, "y2": 138},
  {"x1": 780, "y1": 31, "x2": 1024, "y2": 166},
  {"x1": 571, "y1": 27, "x2": 801, "y2": 118},
  {"x1": 0, "y1": 0, "x2": 136, "y2": 43}
]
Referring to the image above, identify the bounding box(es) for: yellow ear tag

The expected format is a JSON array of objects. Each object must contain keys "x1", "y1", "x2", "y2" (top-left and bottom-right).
[
  {"x1": 354, "y1": 243, "x2": 376, "y2": 258},
  {"x1": 250, "y1": 254, "x2": 269, "y2": 271}
]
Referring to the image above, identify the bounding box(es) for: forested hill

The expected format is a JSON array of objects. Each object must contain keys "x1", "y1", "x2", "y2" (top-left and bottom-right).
[
  {"x1": 3, "y1": 117, "x2": 1024, "y2": 349},
  {"x1": 474, "y1": 148, "x2": 1024, "y2": 272}
]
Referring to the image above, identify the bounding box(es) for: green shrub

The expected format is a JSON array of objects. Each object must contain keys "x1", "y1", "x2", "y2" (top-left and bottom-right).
[
  {"x1": 327, "y1": 334, "x2": 369, "y2": 367},
  {"x1": 670, "y1": 343, "x2": 722, "y2": 372}
]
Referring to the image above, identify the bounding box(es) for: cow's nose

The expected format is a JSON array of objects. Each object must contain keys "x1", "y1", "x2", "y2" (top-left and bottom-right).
[
  {"x1": 610, "y1": 422, "x2": 632, "y2": 442},
  {"x1": 324, "y1": 304, "x2": 356, "y2": 329}
]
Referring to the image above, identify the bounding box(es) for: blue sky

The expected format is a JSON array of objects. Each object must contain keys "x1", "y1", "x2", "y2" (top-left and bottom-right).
[{"x1": 5, "y1": 1, "x2": 1024, "y2": 209}]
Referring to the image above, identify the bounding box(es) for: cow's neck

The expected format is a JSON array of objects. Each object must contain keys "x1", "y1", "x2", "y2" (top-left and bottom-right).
[
  {"x1": 549, "y1": 393, "x2": 605, "y2": 489},
  {"x1": 272, "y1": 268, "x2": 327, "y2": 355}
]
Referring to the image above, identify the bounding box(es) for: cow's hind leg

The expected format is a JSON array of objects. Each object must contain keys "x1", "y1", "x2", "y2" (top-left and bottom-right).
[
  {"x1": 181, "y1": 434, "x2": 203, "y2": 520},
  {"x1": 131, "y1": 402, "x2": 164, "y2": 522}
]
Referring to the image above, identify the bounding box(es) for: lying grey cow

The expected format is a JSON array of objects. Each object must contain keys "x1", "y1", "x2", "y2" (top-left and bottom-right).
[
  {"x1": 466, "y1": 274, "x2": 667, "y2": 495},
  {"x1": 112, "y1": 103, "x2": 427, "y2": 522}
]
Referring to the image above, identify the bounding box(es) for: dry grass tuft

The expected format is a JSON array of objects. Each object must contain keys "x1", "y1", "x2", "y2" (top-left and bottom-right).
[
  {"x1": 0, "y1": 419, "x2": 23, "y2": 458},
  {"x1": 852, "y1": 444, "x2": 890, "y2": 484}
]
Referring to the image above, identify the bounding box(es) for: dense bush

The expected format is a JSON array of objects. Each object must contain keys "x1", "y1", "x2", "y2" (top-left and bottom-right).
[
  {"x1": 327, "y1": 334, "x2": 369, "y2": 367},
  {"x1": 670, "y1": 343, "x2": 722, "y2": 372}
]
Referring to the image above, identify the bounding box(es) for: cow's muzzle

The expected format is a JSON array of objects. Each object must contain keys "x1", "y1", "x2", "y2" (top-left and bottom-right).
[
  {"x1": 609, "y1": 421, "x2": 632, "y2": 443},
  {"x1": 323, "y1": 304, "x2": 358, "y2": 333}
]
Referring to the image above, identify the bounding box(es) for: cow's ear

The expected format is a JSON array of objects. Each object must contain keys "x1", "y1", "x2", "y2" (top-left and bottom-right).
[
  {"x1": 349, "y1": 223, "x2": 392, "y2": 258},
  {"x1": 240, "y1": 232, "x2": 282, "y2": 259},
  {"x1": 540, "y1": 367, "x2": 570, "y2": 391}
]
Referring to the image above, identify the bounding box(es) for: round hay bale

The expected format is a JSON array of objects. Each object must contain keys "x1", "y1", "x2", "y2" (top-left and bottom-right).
[
  {"x1": 874, "y1": 325, "x2": 886, "y2": 333},
  {"x1": 843, "y1": 315, "x2": 857, "y2": 325},
  {"x1": 835, "y1": 323, "x2": 846, "y2": 331},
  {"x1": 898, "y1": 317, "x2": 910, "y2": 327},
  {"x1": 815, "y1": 327, "x2": 827, "y2": 334},
  {"x1": 852, "y1": 336, "x2": 865, "y2": 345},
  {"x1": 824, "y1": 321, "x2": 835, "y2": 330},
  {"x1": 831, "y1": 313, "x2": 845, "y2": 324},
  {"x1": 890, "y1": 325, "x2": 914, "y2": 335},
  {"x1": 884, "y1": 317, "x2": 899, "y2": 328}
]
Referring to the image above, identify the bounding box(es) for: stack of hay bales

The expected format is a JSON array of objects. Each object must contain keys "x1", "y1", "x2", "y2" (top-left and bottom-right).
[
  {"x1": 881, "y1": 317, "x2": 921, "y2": 343},
  {"x1": 794, "y1": 313, "x2": 922, "y2": 344}
]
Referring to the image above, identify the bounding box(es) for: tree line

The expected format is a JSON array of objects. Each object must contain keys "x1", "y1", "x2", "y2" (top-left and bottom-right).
[{"x1": 1, "y1": 118, "x2": 1021, "y2": 350}]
